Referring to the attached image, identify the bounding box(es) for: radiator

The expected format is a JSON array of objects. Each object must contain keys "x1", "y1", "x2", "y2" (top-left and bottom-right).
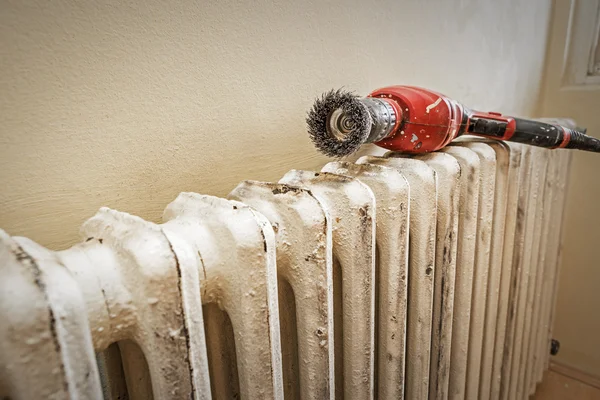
[{"x1": 0, "y1": 138, "x2": 571, "y2": 400}]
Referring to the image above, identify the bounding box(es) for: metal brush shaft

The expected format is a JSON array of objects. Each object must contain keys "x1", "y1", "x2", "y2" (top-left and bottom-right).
[{"x1": 361, "y1": 98, "x2": 398, "y2": 143}]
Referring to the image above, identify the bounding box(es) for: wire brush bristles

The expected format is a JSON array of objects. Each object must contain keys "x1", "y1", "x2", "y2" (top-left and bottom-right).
[{"x1": 306, "y1": 89, "x2": 371, "y2": 157}]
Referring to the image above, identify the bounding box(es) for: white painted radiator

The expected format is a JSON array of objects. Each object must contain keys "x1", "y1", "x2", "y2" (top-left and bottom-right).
[{"x1": 0, "y1": 139, "x2": 571, "y2": 400}]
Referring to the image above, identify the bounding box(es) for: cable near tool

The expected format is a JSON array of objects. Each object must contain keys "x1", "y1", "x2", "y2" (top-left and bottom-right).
[{"x1": 306, "y1": 85, "x2": 600, "y2": 157}]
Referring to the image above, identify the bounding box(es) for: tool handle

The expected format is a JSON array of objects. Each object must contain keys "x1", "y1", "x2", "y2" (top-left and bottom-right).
[
  {"x1": 507, "y1": 118, "x2": 566, "y2": 148},
  {"x1": 465, "y1": 111, "x2": 600, "y2": 152}
]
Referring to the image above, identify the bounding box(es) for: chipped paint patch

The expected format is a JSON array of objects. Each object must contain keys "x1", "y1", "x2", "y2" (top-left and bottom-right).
[{"x1": 426, "y1": 97, "x2": 442, "y2": 113}]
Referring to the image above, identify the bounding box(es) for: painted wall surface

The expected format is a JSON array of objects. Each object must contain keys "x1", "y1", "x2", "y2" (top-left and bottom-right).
[
  {"x1": 0, "y1": 0, "x2": 552, "y2": 250},
  {"x1": 538, "y1": 0, "x2": 600, "y2": 378}
]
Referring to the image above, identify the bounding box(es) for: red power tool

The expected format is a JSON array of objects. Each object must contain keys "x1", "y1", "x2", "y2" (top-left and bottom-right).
[{"x1": 306, "y1": 85, "x2": 599, "y2": 157}]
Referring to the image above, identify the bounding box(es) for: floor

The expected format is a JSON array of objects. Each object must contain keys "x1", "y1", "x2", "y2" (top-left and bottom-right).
[{"x1": 534, "y1": 370, "x2": 600, "y2": 400}]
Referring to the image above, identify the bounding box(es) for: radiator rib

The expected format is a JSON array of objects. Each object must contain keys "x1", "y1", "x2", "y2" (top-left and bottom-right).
[
  {"x1": 509, "y1": 148, "x2": 544, "y2": 400},
  {"x1": 460, "y1": 142, "x2": 497, "y2": 400},
  {"x1": 228, "y1": 182, "x2": 334, "y2": 399},
  {"x1": 490, "y1": 143, "x2": 523, "y2": 400},
  {"x1": 395, "y1": 152, "x2": 460, "y2": 400},
  {"x1": 359, "y1": 156, "x2": 437, "y2": 400},
  {"x1": 525, "y1": 152, "x2": 554, "y2": 396},
  {"x1": 478, "y1": 142, "x2": 510, "y2": 400},
  {"x1": 320, "y1": 161, "x2": 410, "y2": 400},
  {"x1": 279, "y1": 170, "x2": 376, "y2": 399},
  {"x1": 0, "y1": 231, "x2": 102, "y2": 399},
  {"x1": 540, "y1": 151, "x2": 570, "y2": 377},
  {"x1": 162, "y1": 193, "x2": 283, "y2": 399},
  {"x1": 0, "y1": 139, "x2": 572, "y2": 400},
  {"x1": 440, "y1": 146, "x2": 480, "y2": 400}
]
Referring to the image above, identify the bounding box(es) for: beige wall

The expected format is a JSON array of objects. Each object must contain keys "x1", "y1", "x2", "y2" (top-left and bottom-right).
[
  {"x1": 538, "y1": 0, "x2": 600, "y2": 378},
  {"x1": 0, "y1": 0, "x2": 552, "y2": 251}
]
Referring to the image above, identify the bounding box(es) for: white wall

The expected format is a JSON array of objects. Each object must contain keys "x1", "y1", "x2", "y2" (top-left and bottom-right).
[{"x1": 0, "y1": 0, "x2": 552, "y2": 249}]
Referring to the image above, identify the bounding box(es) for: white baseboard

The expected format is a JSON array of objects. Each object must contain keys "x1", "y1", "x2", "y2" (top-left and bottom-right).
[{"x1": 550, "y1": 360, "x2": 600, "y2": 390}]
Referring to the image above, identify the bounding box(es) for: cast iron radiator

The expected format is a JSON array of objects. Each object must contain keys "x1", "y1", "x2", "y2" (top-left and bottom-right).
[{"x1": 0, "y1": 138, "x2": 571, "y2": 400}]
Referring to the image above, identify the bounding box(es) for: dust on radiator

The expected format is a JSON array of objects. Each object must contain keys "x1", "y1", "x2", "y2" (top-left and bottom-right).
[{"x1": 0, "y1": 139, "x2": 571, "y2": 400}]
